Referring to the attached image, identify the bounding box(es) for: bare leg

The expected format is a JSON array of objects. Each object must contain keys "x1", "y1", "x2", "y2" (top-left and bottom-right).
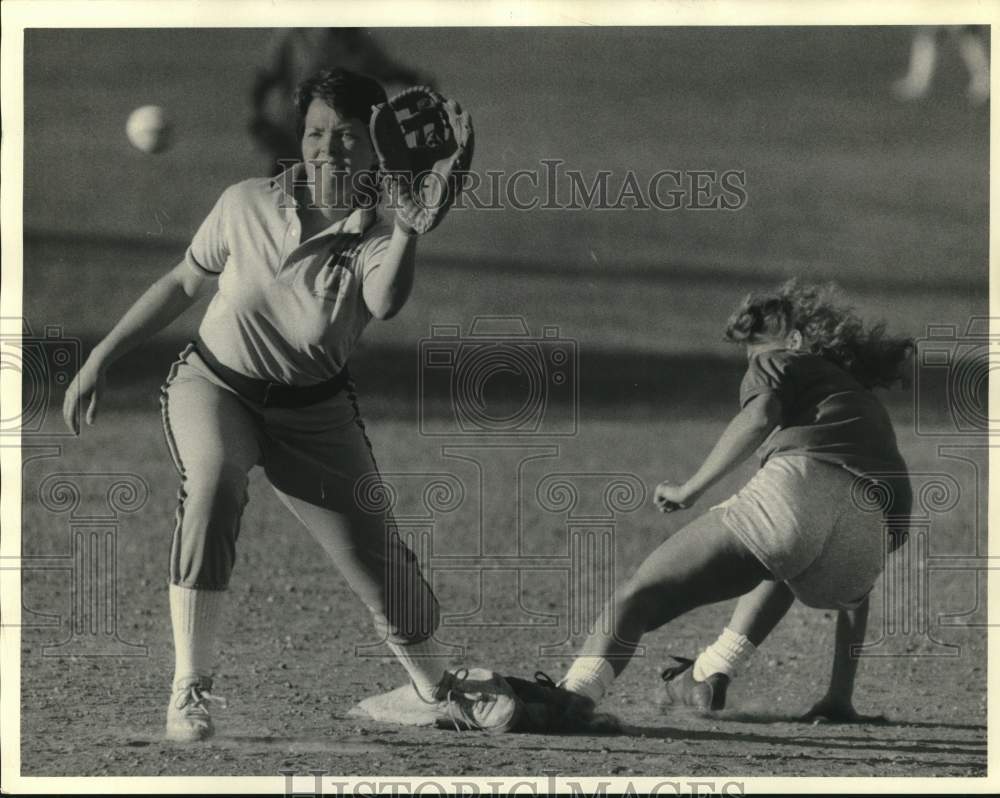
[
  {"x1": 953, "y1": 26, "x2": 990, "y2": 104},
  {"x1": 802, "y1": 596, "x2": 885, "y2": 723},
  {"x1": 685, "y1": 580, "x2": 795, "y2": 685},
  {"x1": 893, "y1": 26, "x2": 939, "y2": 100},
  {"x1": 727, "y1": 580, "x2": 796, "y2": 646},
  {"x1": 576, "y1": 509, "x2": 770, "y2": 676}
]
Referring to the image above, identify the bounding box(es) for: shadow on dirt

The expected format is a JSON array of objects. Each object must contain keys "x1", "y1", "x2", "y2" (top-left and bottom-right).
[
  {"x1": 716, "y1": 710, "x2": 985, "y2": 733},
  {"x1": 618, "y1": 719, "x2": 986, "y2": 760}
]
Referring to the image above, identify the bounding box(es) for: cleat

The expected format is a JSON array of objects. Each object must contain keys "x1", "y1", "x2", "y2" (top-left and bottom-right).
[
  {"x1": 165, "y1": 675, "x2": 227, "y2": 742},
  {"x1": 429, "y1": 668, "x2": 523, "y2": 733},
  {"x1": 660, "y1": 656, "x2": 729, "y2": 712},
  {"x1": 504, "y1": 672, "x2": 621, "y2": 734},
  {"x1": 351, "y1": 668, "x2": 523, "y2": 734}
]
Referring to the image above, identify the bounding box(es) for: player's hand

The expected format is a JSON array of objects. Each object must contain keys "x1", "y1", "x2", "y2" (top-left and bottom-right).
[
  {"x1": 62, "y1": 358, "x2": 107, "y2": 435},
  {"x1": 800, "y1": 696, "x2": 887, "y2": 725},
  {"x1": 654, "y1": 481, "x2": 699, "y2": 513}
]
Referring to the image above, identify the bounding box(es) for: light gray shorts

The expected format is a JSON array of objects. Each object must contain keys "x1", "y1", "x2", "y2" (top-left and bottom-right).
[{"x1": 715, "y1": 455, "x2": 885, "y2": 610}]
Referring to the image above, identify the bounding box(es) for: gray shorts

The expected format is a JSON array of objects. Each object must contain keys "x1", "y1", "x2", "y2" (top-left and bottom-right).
[{"x1": 715, "y1": 455, "x2": 886, "y2": 610}]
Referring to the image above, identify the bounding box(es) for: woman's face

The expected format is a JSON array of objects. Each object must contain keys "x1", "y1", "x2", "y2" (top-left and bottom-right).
[{"x1": 300, "y1": 97, "x2": 377, "y2": 210}]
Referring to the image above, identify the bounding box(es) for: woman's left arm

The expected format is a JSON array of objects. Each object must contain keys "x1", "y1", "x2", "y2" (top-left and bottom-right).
[{"x1": 362, "y1": 221, "x2": 419, "y2": 320}]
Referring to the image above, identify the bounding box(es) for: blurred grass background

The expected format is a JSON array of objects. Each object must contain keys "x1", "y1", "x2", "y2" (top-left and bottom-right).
[
  {"x1": 23, "y1": 27, "x2": 987, "y2": 351},
  {"x1": 21, "y1": 27, "x2": 988, "y2": 423}
]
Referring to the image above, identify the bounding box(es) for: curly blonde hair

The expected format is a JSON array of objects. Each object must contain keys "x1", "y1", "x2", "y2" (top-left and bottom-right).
[{"x1": 724, "y1": 280, "x2": 914, "y2": 389}]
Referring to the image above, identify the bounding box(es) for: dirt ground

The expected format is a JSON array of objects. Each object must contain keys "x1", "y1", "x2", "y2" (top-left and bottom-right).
[
  {"x1": 17, "y1": 593, "x2": 988, "y2": 780},
  {"x1": 17, "y1": 415, "x2": 988, "y2": 780}
]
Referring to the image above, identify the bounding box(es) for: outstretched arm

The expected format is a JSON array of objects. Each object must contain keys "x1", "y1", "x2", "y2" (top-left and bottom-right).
[
  {"x1": 62, "y1": 261, "x2": 211, "y2": 433},
  {"x1": 654, "y1": 392, "x2": 782, "y2": 512}
]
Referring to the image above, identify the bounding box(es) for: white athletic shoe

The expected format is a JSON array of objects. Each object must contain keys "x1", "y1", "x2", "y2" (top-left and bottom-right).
[
  {"x1": 165, "y1": 675, "x2": 227, "y2": 742},
  {"x1": 429, "y1": 668, "x2": 523, "y2": 733},
  {"x1": 350, "y1": 668, "x2": 523, "y2": 733}
]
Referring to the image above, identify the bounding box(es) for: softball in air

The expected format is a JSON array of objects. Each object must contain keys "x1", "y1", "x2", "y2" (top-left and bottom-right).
[{"x1": 126, "y1": 105, "x2": 173, "y2": 154}]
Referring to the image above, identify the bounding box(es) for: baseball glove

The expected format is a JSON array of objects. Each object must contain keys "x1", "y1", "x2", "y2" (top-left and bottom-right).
[{"x1": 369, "y1": 86, "x2": 474, "y2": 235}]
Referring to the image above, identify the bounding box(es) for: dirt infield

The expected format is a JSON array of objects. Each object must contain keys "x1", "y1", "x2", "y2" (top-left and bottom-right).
[{"x1": 18, "y1": 415, "x2": 987, "y2": 778}]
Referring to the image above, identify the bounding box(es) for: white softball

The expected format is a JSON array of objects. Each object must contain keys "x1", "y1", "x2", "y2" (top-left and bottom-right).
[{"x1": 126, "y1": 105, "x2": 173, "y2": 154}]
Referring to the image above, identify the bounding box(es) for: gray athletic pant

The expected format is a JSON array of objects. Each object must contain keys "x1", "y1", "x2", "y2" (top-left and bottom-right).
[{"x1": 159, "y1": 344, "x2": 439, "y2": 645}]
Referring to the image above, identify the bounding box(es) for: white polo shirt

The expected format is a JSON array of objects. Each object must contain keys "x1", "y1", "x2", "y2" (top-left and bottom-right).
[{"x1": 184, "y1": 165, "x2": 393, "y2": 385}]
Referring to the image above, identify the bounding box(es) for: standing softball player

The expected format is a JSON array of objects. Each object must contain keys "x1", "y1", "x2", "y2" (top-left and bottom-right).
[
  {"x1": 507, "y1": 281, "x2": 913, "y2": 730},
  {"x1": 62, "y1": 68, "x2": 520, "y2": 741}
]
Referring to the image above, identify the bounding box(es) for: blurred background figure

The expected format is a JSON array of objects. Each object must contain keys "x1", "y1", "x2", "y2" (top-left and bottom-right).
[
  {"x1": 249, "y1": 28, "x2": 436, "y2": 174},
  {"x1": 893, "y1": 25, "x2": 990, "y2": 105}
]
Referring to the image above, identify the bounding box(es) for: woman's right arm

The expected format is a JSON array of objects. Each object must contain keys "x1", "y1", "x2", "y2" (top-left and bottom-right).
[
  {"x1": 653, "y1": 392, "x2": 782, "y2": 512},
  {"x1": 61, "y1": 261, "x2": 212, "y2": 434}
]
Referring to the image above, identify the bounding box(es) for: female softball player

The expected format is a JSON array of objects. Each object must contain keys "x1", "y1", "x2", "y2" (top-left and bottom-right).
[
  {"x1": 512, "y1": 281, "x2": 913, "y2": 729},
  {"x1": 62, "y1": 68, "x2": 517, "y2": 741}
]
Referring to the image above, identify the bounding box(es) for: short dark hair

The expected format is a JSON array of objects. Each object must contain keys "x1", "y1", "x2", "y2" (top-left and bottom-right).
[{"x1": 294, "y1": 68, "x2": 387, "y2": 138}]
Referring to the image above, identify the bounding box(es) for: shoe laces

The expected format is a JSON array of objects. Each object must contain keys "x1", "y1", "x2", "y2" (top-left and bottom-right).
[
  {"x1": 660, "y1": 655, "x2": 695, "y2": 682},
  {"x1": 173, "y1": 677, "x2": 227, "y2": 714},
  {"x1": 418, "y1": 668, "x2": 490, "y2": 733},
  {"x1": 533, "y1": 671, "x2": 558, "y2": 688}
]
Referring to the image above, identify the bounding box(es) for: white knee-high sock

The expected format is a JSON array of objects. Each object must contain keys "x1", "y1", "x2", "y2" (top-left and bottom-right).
[
  {"x1": 170, "y1": 584, "x2": 225, "y2": 689},
  {"x1": 560, "y1": 656, "x2": 616, "y2": 705},
  {"x1": 387, "y1": 640, "x2": 447, "y2": 701},
  {"x1": 957, "y1": 31, "x2": 990, "y2": 97},
  {"x1": 693, "y1": 627, "x2": 756, "y2": 681},
  {"x1": 903, "y1": 31, "x2": 937, "y2": 91}
]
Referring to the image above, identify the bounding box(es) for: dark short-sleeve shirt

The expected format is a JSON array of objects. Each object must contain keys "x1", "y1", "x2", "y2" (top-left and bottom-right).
[{"x1": 741, "y1": 349, "x2": 912, "y2": 520}]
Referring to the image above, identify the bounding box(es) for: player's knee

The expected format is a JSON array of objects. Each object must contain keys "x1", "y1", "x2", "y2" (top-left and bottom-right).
[{"x1": 183, "y1": 459, "x2": 249, "y2": 510}]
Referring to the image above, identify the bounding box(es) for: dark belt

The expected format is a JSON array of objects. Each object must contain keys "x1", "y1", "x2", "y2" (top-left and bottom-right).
[{"x1": 193, "y1": 338, "x2": 351, "y2": 408}]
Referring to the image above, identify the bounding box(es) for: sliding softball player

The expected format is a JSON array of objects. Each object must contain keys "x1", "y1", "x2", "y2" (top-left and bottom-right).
[{"x1": 505, "y1": 281, "x2": 913, "y2": 730}]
